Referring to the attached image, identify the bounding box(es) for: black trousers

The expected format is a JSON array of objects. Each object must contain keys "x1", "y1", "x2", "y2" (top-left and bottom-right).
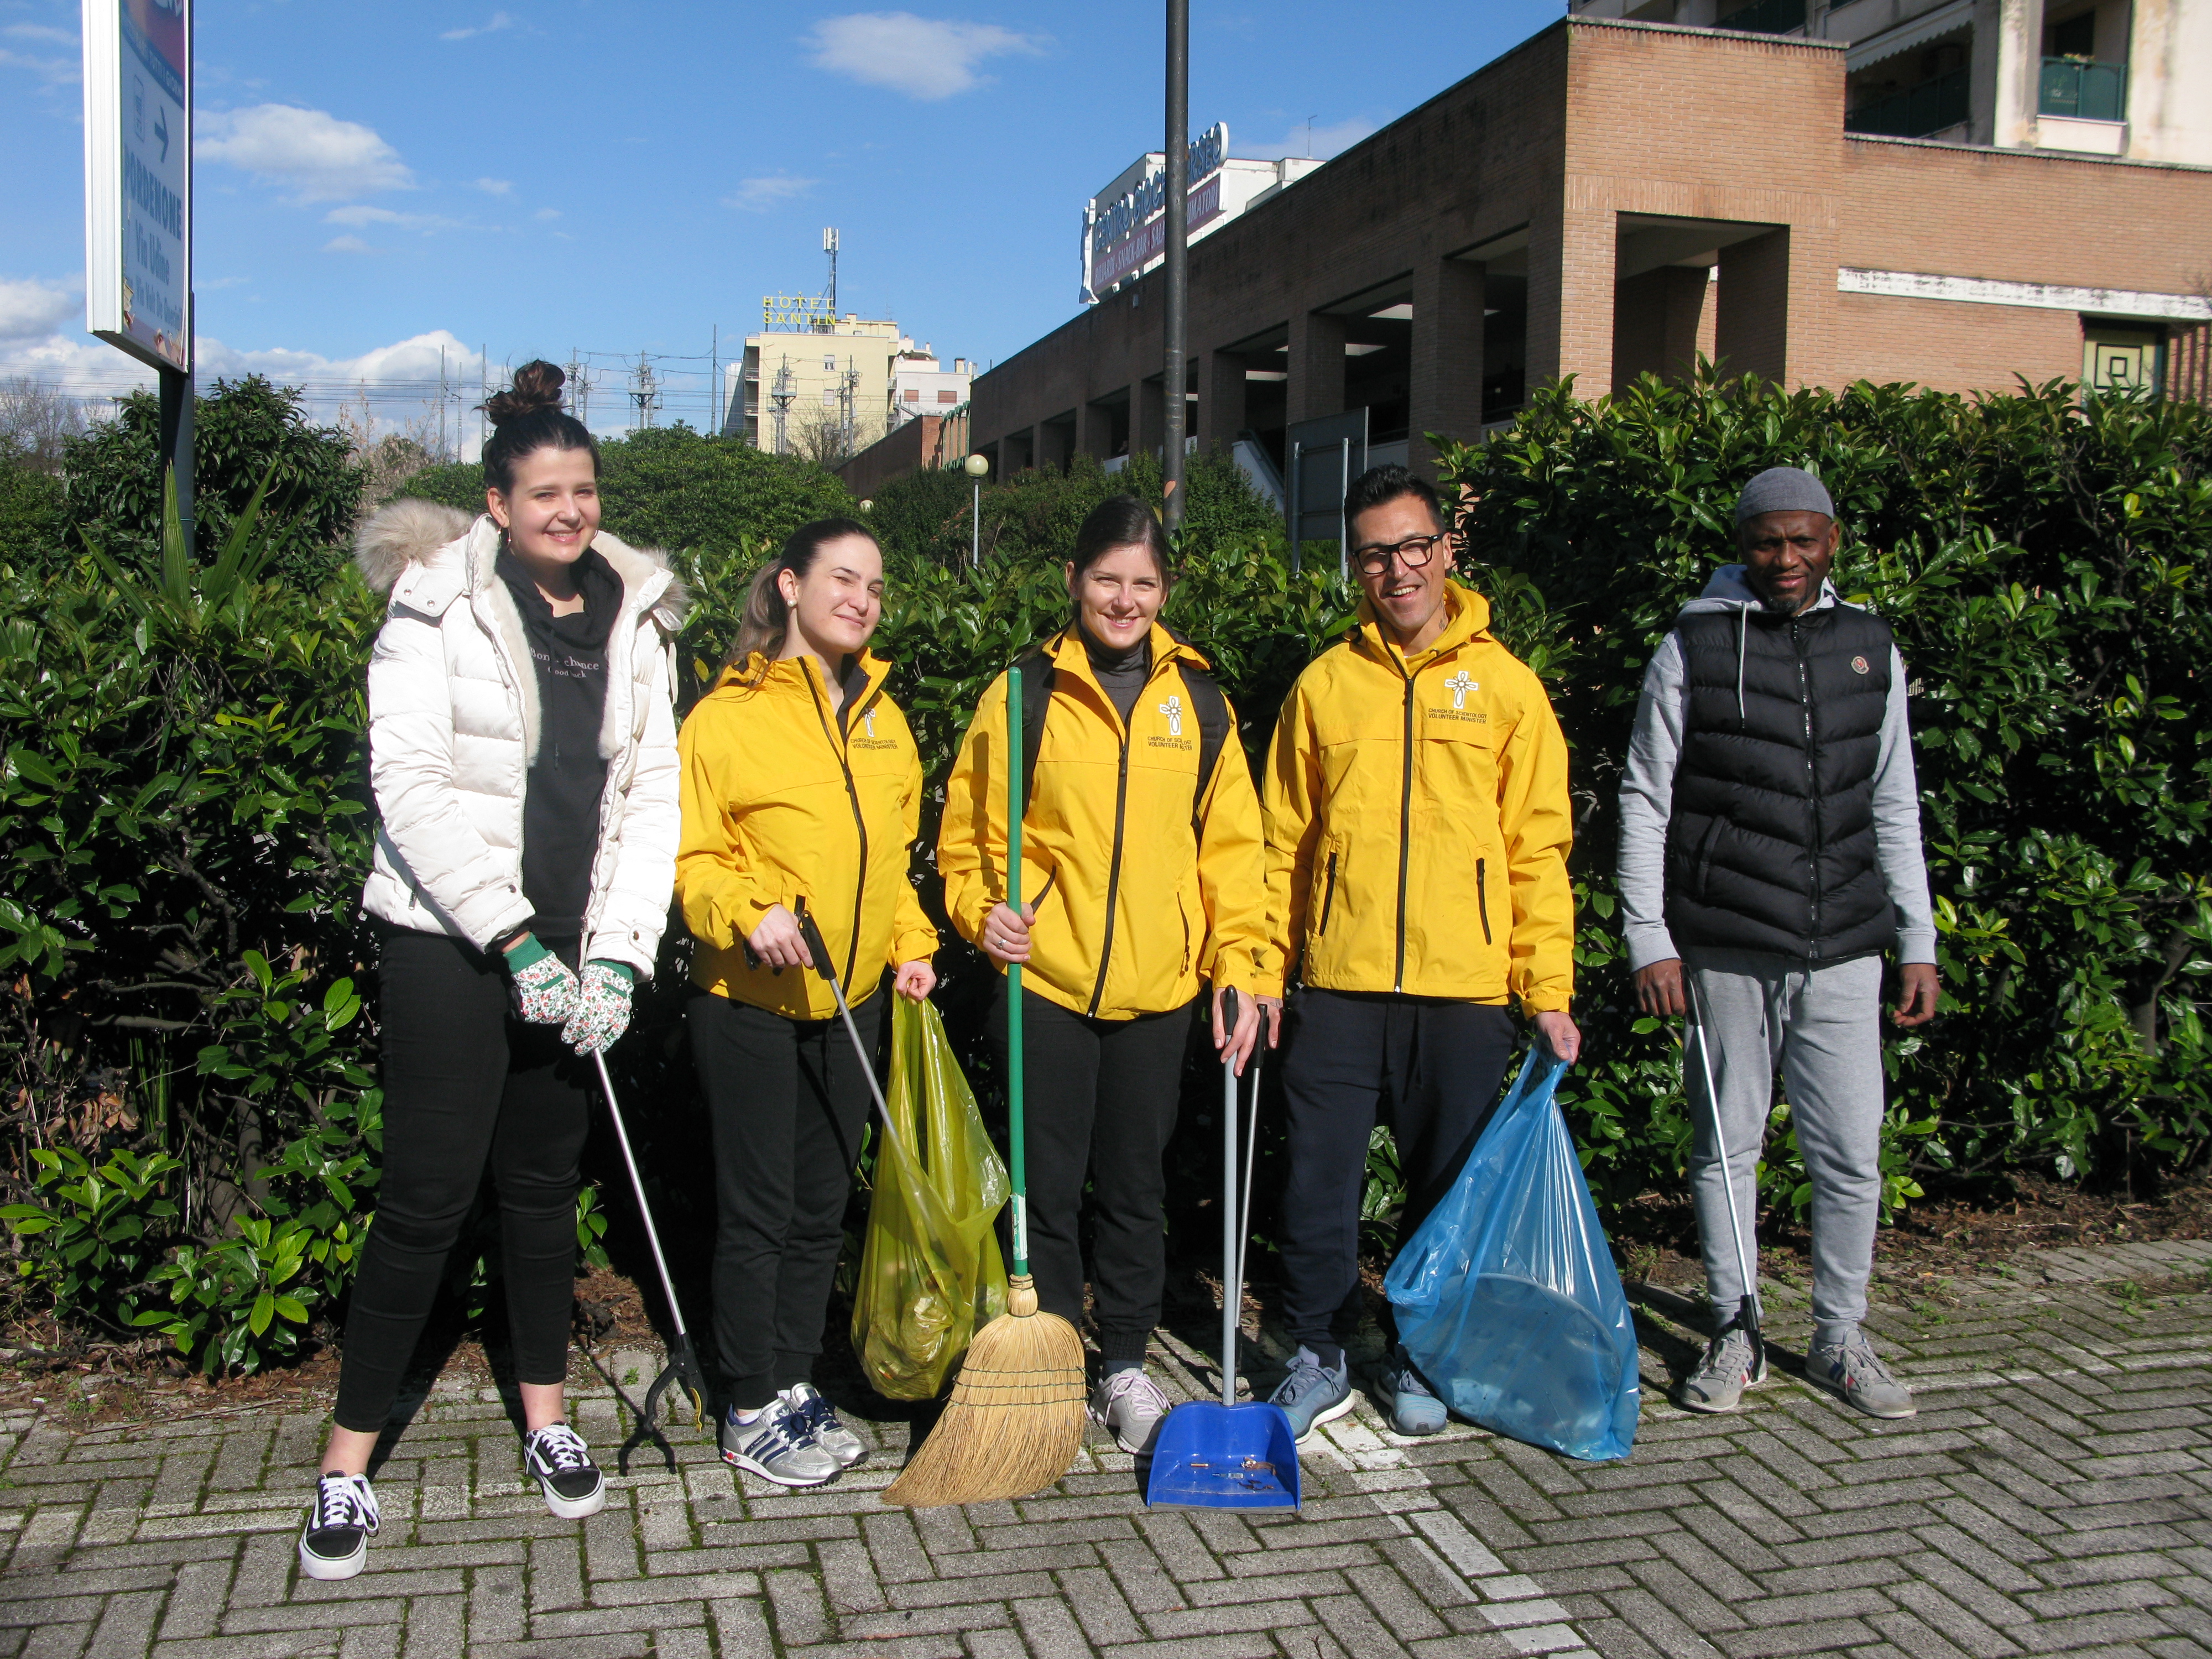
[
  {"x1": 692, "y1": 989, "x2": 883, "y2": 1410},
  {"x1": 1275, "y1": 989, "x2": 1517, "y2": 1353},
  {"x1": 989, "y1": 986, "x2": 1194, "y2": 1366},
  {"x1": 334, "y1": 929, "x2": 589, "y2": 1434}
]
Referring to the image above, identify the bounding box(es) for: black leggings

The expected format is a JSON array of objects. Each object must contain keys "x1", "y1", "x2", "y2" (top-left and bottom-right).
[
  {"x1": 333, "y1": 930, "x2": 589, "y2": 1434},
  {"x1": 988, "y1": 986, "x2": 1194, "y2": 1367},
  {"x1": 692, "y1": 989, "x2": 883, "y2": 1411}
]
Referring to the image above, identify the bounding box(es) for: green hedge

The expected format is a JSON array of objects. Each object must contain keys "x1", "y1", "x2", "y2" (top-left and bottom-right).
[{"x1": 0, "y1": 371, "x2": 2203, "y2": 1373}]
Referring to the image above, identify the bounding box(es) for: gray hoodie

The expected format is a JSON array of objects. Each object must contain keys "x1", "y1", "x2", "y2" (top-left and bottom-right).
[{"x1": 1616, "y1": 565, "x2": 1937, "y2": 972}]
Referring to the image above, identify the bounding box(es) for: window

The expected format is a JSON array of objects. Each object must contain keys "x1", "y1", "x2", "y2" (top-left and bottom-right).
[
  {"x1": 903, "y1": 388, "x2": 920, "y2": 402},
  {"x1": 821, "y1": 388, "x2": 837, "y2": 407},
  {"x1": 823, "y1": 354, "x2": 838, "y2": 372},
  {"x1": 938, "y1": 390, "x2": 958, "y2": 404},
  {"x1": 2083, "y1": 322, "x2": 2165, "y2": 398}
]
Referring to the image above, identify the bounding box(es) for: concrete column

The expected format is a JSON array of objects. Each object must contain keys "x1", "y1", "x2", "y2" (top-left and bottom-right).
[
  {"x1": 1990, "y1": 0, "x2": 2047, "y2": 149},
  {"x1": 1286, "y1": 310, "x2": 1347, "y2": 426},
  {"x1": 1409, "y1": 257, "x2": 1486, "y2": 479},
  {"x1": 1717, "y1": 229, "x2": 1791, "y2": 387},
  {"x1": 1036, "y1": 421, "x2": 1073, "y2": 473},
  {"x1": 1198, "y1": 351, "x2": 1248, "y2": 456},
  {"x1": 1075, "y1": 401, "x2": 1113, "y2": 462}
]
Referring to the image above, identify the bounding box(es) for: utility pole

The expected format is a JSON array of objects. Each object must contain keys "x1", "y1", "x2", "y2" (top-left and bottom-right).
[
  {"x1": 629, "y1": 354, "x2": 659, "y2": 430},
  {"x1": 1162, "y1": 0, "x2": 1190, "y2": 534},
  {"x1": 565, "y1": 348, "x2": 588, "y2": 427},
  {"x1": 438, "y1": 345, "x2": 448, "y2": 460},
  {"x1": 770, "y1": 354, "x2": 795, "y2": 455},
  {"x1": 709, "y1": 324, "x2": 719, "y2": 436}
]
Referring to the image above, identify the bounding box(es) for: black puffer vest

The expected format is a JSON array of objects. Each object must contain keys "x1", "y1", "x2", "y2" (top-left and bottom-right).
[{"x1": 1664, "y1": 602, "x2": 1897, "y2": 961}]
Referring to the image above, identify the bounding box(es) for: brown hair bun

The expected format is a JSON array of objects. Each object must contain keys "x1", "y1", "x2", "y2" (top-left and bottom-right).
[{"x1": 483, "y1": 359, "x2": 566, "y2": 426}]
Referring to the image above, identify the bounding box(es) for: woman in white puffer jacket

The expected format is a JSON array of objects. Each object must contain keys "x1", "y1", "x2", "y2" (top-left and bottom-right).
[{"x1": 300, "y1": 362, "x2": 686, "y2": 1582}]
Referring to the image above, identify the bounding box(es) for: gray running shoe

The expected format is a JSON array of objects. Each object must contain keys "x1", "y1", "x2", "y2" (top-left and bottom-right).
[
  {"x1": 1807, "y1": 1331, "x2": 1916, "y2": 1419},
  {"x1": 785, "y1": 1383, "x2": 865, "y2": 1468},
  {"x1": 1089, "y1": 1367, "x2": 1172, "y2": 1456},
  {"x1": 298, "y1": 1471, "x2": 379, "y2": 1581},
  {"x1": 1676, "y1": 1326, "x2": 1767, "y2": 1413},
  {"x1": 1375, "y1": 1345, "x2": 1448, "y2": 1436},
  {"x1": 720, "y1": 1399, "x2": 841, "y2": 1487},
  {"x1": 1267, "y1": 1347, "x2": 1356, "y2": 1443}
]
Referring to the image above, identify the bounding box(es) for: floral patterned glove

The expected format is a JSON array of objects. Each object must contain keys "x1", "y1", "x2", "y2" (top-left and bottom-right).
[
  {"x1": 561, "y1": 961, "x2": 636, "y2": 1055},
  {"x1": 505, "y1": 935, "x2": 580, "y2": 1026}
]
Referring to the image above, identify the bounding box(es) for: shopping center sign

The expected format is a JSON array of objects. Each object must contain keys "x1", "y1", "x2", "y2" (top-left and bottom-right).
[
  {"x1": 84, "y1": 0, "x2": 192, "y2": 372},
  {"x1": 1082, "y1": 124, "x2": 1227, "y2": 302}
]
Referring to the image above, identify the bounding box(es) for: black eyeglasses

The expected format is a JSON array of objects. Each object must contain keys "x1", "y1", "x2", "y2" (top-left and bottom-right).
[{"x1": 1351, "y1": 533, "x2": 1447, "y2": 578}]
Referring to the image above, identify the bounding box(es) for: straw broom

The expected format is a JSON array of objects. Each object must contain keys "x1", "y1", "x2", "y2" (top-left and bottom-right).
[{"x1": 884, "y1": 664, "x2": 1086, "y2": 1507}]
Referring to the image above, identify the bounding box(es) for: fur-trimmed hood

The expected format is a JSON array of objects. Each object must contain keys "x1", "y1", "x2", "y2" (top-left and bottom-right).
[{"x1": 354, "y1": 498, "x2": 691, "y2": 632}]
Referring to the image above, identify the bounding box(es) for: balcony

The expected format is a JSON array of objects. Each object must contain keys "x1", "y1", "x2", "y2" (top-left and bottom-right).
[
  {"x1": 1846, "y1": 67, "x2": 1970, "y2": 139},
  {"x1": 2038, "y1": 57, "x2": 2127, "y2": 121},
  {"x1": 1715, "y1": 0, "x2": 1807, "y2": 34}
]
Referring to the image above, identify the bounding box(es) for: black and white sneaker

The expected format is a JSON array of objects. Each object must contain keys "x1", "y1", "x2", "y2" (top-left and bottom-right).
[
  {"x1": 720, "y1": 1399, "x2": 840, "y2": 1487},
  {"x1": 785, "y1": 1382, "x2": 866, "y2": 1468},
  {"x1": 299, "y1": 1470, "x2": 379, "y2": 1581},
  {"x1": 523, "y1": 1423, "x2": 608, "y2": 1519}
]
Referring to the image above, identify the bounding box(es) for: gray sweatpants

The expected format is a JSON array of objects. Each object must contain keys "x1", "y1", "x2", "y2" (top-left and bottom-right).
[{"x1": 1684, "y1": 948, "x2": 1886, "y2": 1332}]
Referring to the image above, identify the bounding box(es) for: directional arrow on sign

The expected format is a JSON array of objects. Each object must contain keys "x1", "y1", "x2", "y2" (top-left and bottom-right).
[{"x1": 155, "y1": 107, "x2": 170, "y2": 161}]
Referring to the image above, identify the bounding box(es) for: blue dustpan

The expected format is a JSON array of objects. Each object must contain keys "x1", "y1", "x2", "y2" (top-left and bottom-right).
[{"x1": 1146, "y1": 994, "x2": 1301, "y2": 1509}]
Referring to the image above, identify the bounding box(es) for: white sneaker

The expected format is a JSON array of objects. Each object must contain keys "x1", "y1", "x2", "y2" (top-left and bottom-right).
[
  {"x1": 1089, "y1": 1368, "x2": 1173, "y2": 1456},
  {"x1": 523, "y1": 1423, "x2": 608, "y2": 1519},
  {"x1": 298, "y1": 1471, "x2": 379, "y2": 1581},
  {"x1": 784, "y1": 1383, "x2": 865, "y2": 1468}
]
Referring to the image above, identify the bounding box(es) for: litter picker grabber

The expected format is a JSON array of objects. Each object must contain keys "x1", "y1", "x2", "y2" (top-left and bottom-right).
[
  {"x1": 593, "y1": 1050, "x2": 709, "y2": 1474},
  {"x1": 1683, "y1": 973, "x2": 1765, "y2": 1383},
  {"x1": 793, "y1": 904, "x2": 907, "y2": 1162},
  {"x1": 1145, "y1": 988, "x2": 1300, "y2": 1509},
  {"x1": 881, "y1": 660, "x2": 1088, "y2": 1508}
]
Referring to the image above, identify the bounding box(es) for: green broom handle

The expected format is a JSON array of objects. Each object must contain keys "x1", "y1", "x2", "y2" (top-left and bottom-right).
[{"x1": 1006, "y1": 665, "x2": 1029, "y2": 1278}]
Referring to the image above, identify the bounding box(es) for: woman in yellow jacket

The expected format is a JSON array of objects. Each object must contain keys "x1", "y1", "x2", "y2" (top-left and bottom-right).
[
  {"x1": 938, "y1": 494, "x2": 1267, "y2": 1457},
  {"x1": 676, "y1": 517, "x2": 937, "y2": 1489}
]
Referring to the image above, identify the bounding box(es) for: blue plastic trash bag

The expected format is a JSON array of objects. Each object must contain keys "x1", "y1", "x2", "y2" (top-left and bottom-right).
[{"x1": 1383, "y1": 1050, "x2": 1640, "y2": 1462}]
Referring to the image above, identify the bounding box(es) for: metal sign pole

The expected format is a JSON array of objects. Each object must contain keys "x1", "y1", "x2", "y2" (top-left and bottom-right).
[
  {"x1": 1338, "y1": 436, "x2": 1352, "y2": 581},
  {"x1": 159, "y1": 298, "x2": 195, "y2": 554},
  {"x1": 1162, "y1": 0, "x2": 1190, "y2": 534},
  {"x1": 1287, "y1": 442, "x2": 1302, "y2": 575}
]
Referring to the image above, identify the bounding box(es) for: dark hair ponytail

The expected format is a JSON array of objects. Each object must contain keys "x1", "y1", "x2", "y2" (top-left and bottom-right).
[
  {"x1": 480, "y1": 359, "x2": 598, "y2": 494},
  {"x1": 720, "y1": 516, "x2": 879, "y2": 684},
  {"x1": 1070, "y1": 493, "x2": 1173, "y2": 583}
]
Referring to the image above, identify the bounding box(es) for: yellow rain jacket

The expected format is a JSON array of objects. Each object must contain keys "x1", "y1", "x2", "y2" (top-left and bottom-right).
[
  {"x1": 938, "y1": 623, "x2": 1269, "y2": 1021},
  {"x1": 1261, "y1": 582, "x2": 1575, "y2": 1011},
  {"x1": 677, "y1": 650, "x2": 938, "y2": 1020}
]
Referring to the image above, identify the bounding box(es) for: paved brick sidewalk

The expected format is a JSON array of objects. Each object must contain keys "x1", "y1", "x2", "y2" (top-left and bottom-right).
[{"x1": 3, "y1": 1240, "x2": 2210, "y2": 1659}]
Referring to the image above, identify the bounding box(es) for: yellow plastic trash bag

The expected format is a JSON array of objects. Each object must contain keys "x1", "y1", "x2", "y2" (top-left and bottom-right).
[{"x1": 852, "y1": 994, "x2": 1009, "y2": 1400}]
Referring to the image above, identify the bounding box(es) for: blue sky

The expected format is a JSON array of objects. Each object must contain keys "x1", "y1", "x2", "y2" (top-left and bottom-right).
[{"x1": 4, "y1": 1, "x2": 1563, "y2": 442}]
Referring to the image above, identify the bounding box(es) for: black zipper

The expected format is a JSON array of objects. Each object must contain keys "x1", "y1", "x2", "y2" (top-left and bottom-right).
[
  {"x1": 1393, "y1": 658, "x2": 1417, "y2": 993},
  {"x1": 1476, "y1": 858, "x2": 1492, "y2": 945},
  {"x1": 1087, "y1": 727, "x2": 1133, "y2": 1017},
  {"x1": 1318, "y1": 851, "x2": 1339, "y2": 937},
  {"x1": 805, "y1": 667, "x2": 871, "y2": 993},
  {"x1": 1796, "y1": 620, "x2": 1822, "y2": 961}
]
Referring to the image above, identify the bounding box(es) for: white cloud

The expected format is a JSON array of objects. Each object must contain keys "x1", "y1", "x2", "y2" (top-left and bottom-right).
[
  {"x1": 440, "y1": 11, "x2": 515, "y2": 40},
  {"x1": 472, "y1": 177, "x2": 512, "y2": 195},
  {"x1": 723, "y1": 174, "x2": 817, "y2": 212},
  {"x1": 0, "y1": 277, "x2": 80, "y2": 341},
  {"x1": 534, "y1": 206, "x2": 561, "y2": 220},
  {"x1": 323, "y1": 205, "x2": 471, "y2": 233},
  {"x1": 198, "y1": 104, "x2": 414, "y2": 201},
  {"x1": 0, "y1": 45, "x2": 77, "y2": 85},
  {"x1": 1240, "y1": 116, "x2": 1376, "y2": 162},
  {"x1": 804, "y1": 12, "x2": 1044, "y2": 100},
  {"x1": 322, "y1": 235, "x2": 378, "y2": 254},
  {"x1": 4, "y1": 23, "x2": 78, "y2": 45}
]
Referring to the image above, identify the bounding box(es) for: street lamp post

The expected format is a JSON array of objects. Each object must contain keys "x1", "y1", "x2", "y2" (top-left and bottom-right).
[
  {"x1": 1162, "y1": 0, "x2": 1190, "y2": 535},
  {"x1": 966, "y1": 452, "x2": 990, "y2": 566}
]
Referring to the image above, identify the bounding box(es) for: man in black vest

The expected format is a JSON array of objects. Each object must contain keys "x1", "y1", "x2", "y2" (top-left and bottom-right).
[{"x1": 1619, "y1": 467, "x2": 1938, "y2": 1419}]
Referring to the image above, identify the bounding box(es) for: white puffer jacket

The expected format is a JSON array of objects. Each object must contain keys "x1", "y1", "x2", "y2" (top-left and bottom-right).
[{"x1": 354, "y1": 499, "x2": 688, "y2": 977}]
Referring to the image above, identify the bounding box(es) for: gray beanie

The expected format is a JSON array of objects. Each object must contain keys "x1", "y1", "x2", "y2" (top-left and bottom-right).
[{"x1": 1734, "y1": 466, "x2": 1834, "y2": 524}]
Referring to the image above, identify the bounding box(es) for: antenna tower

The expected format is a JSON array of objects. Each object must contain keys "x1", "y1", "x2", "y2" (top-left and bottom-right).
[{"x1": 823, "y1": 227, "x2": 839, "y2": 317}]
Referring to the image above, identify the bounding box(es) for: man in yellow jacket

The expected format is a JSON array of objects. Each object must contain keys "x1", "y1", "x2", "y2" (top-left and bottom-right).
[{"x1": 1259, "y1": 465, "x2": 1580, "y2": 1440}]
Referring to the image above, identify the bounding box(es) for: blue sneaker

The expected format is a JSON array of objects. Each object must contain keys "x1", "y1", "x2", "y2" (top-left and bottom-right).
[
  {"x1": 1374, "y1": 1345, "x2": 1448, "y2": 1436},
  {"x1": 1267, "y1": 1345, "x2": 1356, "y2": 1443}
]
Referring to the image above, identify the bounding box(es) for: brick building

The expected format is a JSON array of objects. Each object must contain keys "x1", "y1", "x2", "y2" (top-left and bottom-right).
[{"x1": 964, "y1": 17, "x2": 2211, "y2": 492}]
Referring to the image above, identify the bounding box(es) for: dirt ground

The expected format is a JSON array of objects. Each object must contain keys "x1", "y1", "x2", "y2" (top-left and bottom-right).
[{"x1": 8, "y1": 1175, "x2": 2208, "y2": 1432}]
